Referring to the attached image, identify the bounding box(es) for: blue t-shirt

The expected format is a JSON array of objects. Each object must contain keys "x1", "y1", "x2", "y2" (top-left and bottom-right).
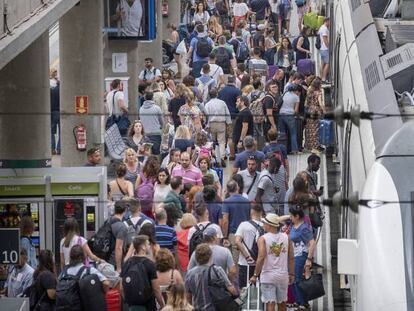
[
  {"x1": 233, "y1": 150, "x2": 266, "y2": 171},
  {"x1": 191, "y1": 36, "x2": 215, "y2": 62},
  {"x1": 218, "y1": 85, "x2": 242, "y2": 118},
  {"x1": 289, "y1": 223, "x2": 314, "y2": 257},
  {"x1": 207, "y1": 202, "x2": 223, "y2": 225},
  {"x1": 262, "y1": 143, "x2": 288, "y2": 161},
  {"x1": 223, "y1": 194, "x2": 251, "y2": 234},
  {"x1": 155, "y1": 224, "x2": 177, "y2": 252}
]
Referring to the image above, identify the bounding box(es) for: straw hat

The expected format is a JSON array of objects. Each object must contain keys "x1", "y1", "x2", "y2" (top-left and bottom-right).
[{"x1": 261, "y1": 213, "x2": 281, "y2": 227}]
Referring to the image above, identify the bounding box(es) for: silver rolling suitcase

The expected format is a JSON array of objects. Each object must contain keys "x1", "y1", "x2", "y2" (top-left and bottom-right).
[{"x1": 242, "y1": 265, "x2": 264, "y2": 311}]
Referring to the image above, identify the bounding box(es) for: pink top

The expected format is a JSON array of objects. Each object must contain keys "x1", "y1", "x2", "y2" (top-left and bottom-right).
[
  {"x1": 171, "y1": 164, "x2": 203, "y2": 186},
  {"x1": 261, "y1": 232, "x2": 289, "y2": 284}
]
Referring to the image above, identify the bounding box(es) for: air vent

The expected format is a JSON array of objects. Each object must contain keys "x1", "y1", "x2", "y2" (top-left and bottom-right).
[
  {"x1": 405, "y1": 48, "x2": 413, "y2": 61},
  {"x1": 365, "y1": 61, "x2": 380, "y2": 91},
  {"x1": 351, "y1": 0, "x2": 361, "y2": 11},
  {"x1": 386, "y1": 54, "x2": 403, "y2": 69}
]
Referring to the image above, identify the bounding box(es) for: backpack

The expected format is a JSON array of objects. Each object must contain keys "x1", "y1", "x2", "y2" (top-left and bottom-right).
[
  {"x1": 189, "y1": 223, "x2": 212, "y2": 258},
  {"x1": 143, "y1": 68, "x2": 159, "y2": 81},
  {"x1": 196, "y1": 78, "x2": 215, "y2": 103},
  {"x1": 249, "y1": 92, "x2": 266, "y2": 124},
  {"x1": 122, "y1": 258, "x2": 153, "y2": 306},
  {"x1": 196, "y1": 37, "x2": 212, "y2": 58},
  {"x1": 292, "y1": 36, "x2": 300, "y2": 52},
  {"x1": 78, "y1": 268, "x2": 107, "y2": 310},
  {"x1": 215, "y1": 47, "x2": 231, "y2": 74},
  {"x1": 266, "y1": 147, "x2": 285, "y2": 167},
  {"x1": 315, "y1": 33, "x2": 321, "y2": 50},
  {"x1": 243, "y1": 221, "x2": 265, "y2": 261},
  {"x1": 89, "y1": 217, "x2": 120, "y2": 261},
  {"x1": 236, "y1": 39, "x2": 250, "y2": 62},
  {"x1": 262, "y1": 94, "x2": 283, "y2": 117},
  {"x1": 123, "y1": 218, "x2": 147, "y2": 254},
  {"x1": 56, "y1": 266, "x2": 86, "y2": 310},
  {"x1": 135, "y1": 174, "x2": 155, "y2": 214},
  {"x1": 295, "y1": 0, "x2": 306, "y2": 7},
  {"x1": 22, "y1": 282, "x2": 44, "y2": 311}
]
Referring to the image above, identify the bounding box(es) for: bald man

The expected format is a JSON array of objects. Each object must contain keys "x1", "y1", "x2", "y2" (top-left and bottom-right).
[{"x1": 171, "y1": 152, "x2": 203, "y2": 186}]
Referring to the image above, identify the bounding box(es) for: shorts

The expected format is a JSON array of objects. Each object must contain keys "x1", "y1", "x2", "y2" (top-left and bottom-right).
[
  {"x1": 320, "y1": 49, "x2": 329, "y2": 64},
  {"x1": 261, "y1": 281, "x2": 288, "y2": 304}
]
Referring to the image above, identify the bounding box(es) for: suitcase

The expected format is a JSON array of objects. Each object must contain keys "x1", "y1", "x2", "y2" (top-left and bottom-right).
[
  {"x1": 267, "y1": 65, "x2": 279, "y2": 81},
  {"x1": 106, "y1": 288, "x2": 121, "y2": 311},
  {"x1": 319, "y1": 119, "x2": 334, "y2": 146},
  {"x1": 297, "y1": 59, "x2": 316, "y2": 76}
]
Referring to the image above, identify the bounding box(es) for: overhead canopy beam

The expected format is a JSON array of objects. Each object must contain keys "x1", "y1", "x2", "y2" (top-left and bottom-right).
[{"x1": 0, "y1": 0, "x2": 79, "y2": 71}]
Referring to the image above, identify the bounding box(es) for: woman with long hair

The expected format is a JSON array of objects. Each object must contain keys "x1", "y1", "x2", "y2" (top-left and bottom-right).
[
  {"x1": 165, "y1": 148, "x2": 181, "y2": 175},
  {"x1": 135, "y1": 156, "x2": 160, "y2": 217},
  {"x1": 186, "y1": 186, "x2": 202, "y2": 213},
  {"x1": 123, "y1": 148, "x2": 141, "y2": 186},
  {"x1": 162, "y1": 283, "x2": 193, "y2": 311},
  {"x1": 174, "y1": 125, "x2": 193, "y2": 154},
  {"x1": 59, "y1": 218, "x2": 102, "y2": 270},
  {"x1": 135, "y1": 155, "x2": 160, "y2": 189},
  {"x1": 169, "y1": 84, "x2": 188, "y2": 129},
  {"x1": 125, "y1": 120, "x2": 151, "y2": 156},
  {"x1": 264, "y1": 27, "x2": 278, "y2": 65},
  {"x1": 109, "y1": 162, "x2": 134, "y2": 201},
  {"x1": 161, "y1": 69, "x2": 176, "y2": 94},
  {"x1": 304, "y1": 78, "x2": 324, "y2": 151},
  {"x1": 275, "y1": 36, "x2": 294, "y2": 83},
  {"x1": 155, "y1": 249, "x2": 184, "y2": 303},
  {"x1": 198, "y1": 157, "x2": 221, "y2": 194},
  {"x1": 207, "y1": 15, "x2": 223, "y2": 42},
  {"x1": 178, "y1": 92, "x2": 202, "y2": 134},
  {"x1": 166, "y1": 23, "x2": 182, "y2": 79},
  {"x1": 193, "y1": 1, "x2": 210, "y2": 26},
  {"x1": 295, "y1": 26, "x2": 311, "y2": 65},
  {"x1": 154, "y1": 168, "x2": 171, "y2": 208},
  {"x1": 31, "y1": 250, "x2": 56, "y2": 310},
  {"x1": 175, "y1": 213, "x2": 197, "y2": 273}
]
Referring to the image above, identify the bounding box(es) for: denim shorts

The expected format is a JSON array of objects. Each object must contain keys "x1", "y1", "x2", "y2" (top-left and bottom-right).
[
  {"x1": 261, "y1": 281, "x2": 288, "y2": 304},
  {"x1": 320, "y1": 49, "x2": 329, "y2": 64}
]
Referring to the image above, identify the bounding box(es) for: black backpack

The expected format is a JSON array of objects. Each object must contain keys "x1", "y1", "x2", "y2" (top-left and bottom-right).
[
  {"x1": 215, "y1": 47, "x2": 231, "y2": 74},
  {"x1": 292, "y1": 35, "x2": 300, "y2": 52},
  {"x1": 79, "y1": 267, "x2": 107, "y2": 310},
  {"x1": 189, "y1": 223, "x2": 212, "y2": 258},
  {"x1": 196, "y1": 37, "x2": 213, "y2": 58},
  {"x1": 315, "y1": 34, "x2": 322, "y2": 50},
  {"x1": 122, "y1": 257, "x2": 153, "y2": 306},
  {"x1": 243, "y1": 221, "x2": 265, "y2": 261},
  {"x1": 56, "y1": 266, "x2": 86, "y2": 311},
  {"x1": 89, "y1": 217, "x2": 120, "y2": 261}
]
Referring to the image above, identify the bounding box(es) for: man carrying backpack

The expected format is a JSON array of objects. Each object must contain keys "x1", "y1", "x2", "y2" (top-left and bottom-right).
[
  {"x1": 121, "y1": 235, "x2": 165, "y2": 310},
  {"x1": 188, "y1": 24, "x2": 215, "y2": 78},
  {"x1": 234, "y1": 204, "x2": 264, "y2": 288},
  {"x1": 109, "y1": 201, "x2": 128, "y2": 272},
  {"x1": 56, "y1": 245, "x2": 109, "y2": 310},
  {"x1": 123, "y1": 198, "x2": 153, "y2": 254},
  {"x1": 263, "y1": 81, "x2": 281, "y2": 136},
  {"x1": 250, "y1": 214, "x2": 294, "y2": 311},
  {"x1": 213, "y1": 36, "x2": 235, "y2": 75},
  {"x1": 195, "y1": 64, "x2": 216, "y2": 104}
]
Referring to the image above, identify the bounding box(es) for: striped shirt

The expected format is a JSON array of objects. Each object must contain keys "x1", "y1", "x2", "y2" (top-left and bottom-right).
[
  {"x1": 155, "y1": 224, "x2": 177, "y2": 252},
  {"x1": 171, "y1": 164, "x2": 203, "y2": 186}
]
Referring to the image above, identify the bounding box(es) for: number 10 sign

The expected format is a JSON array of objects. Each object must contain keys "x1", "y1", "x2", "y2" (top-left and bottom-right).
[{"x1": 0, "y1": 228, "x2": 20, "y2": 264}]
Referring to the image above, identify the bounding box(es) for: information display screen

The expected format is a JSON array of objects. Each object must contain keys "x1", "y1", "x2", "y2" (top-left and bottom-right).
[{"x1": 104, "y1": 0, "x2": 156, "y2": 40}]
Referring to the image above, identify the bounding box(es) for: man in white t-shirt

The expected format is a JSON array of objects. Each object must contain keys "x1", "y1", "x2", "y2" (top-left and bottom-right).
[
  {"x1": 106, "y1": 79, "x2": 128, "y2": 117},
  {"x1": 138, "y1": 58, "x2": 162, "y2": 84},
  {"x1": 208, "y1": 53, "x2": 225, "y2": 87},
  {"x1": 235, "y1": 204, "x2": 264, "y2": 288},
  {"x1": 318, "y1": 17, "x2": 330, "y2": 82},
  {"x1": 115, "y1": 0, "x2": 143, "y2": 37}
]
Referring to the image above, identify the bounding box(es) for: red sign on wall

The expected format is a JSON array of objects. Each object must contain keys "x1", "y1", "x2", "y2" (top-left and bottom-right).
[{"x1": 75, "y1": 96, "x2": 88, "y2": 114}]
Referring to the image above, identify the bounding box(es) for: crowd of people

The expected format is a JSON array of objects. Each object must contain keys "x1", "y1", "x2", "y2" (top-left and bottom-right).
[{"x1": 5, "y1": 0, "x2": 331, "y2": 310}]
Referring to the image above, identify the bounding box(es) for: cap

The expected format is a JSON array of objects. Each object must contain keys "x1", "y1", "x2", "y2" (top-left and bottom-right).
[{"x1": 203, "y1": 226, "x2": 217, "y2": 239}]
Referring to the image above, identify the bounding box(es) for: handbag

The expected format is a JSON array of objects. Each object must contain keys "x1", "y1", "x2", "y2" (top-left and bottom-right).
[
  {"x1": 207, "y1": 265, "x2": 240, "y2": 311},
  {"x1": 309, "y1": 205, "x2": 323, "y2": 228},
  {"x1": 176, "y1": 39, "x2": 187, "y2": 55},
  {"x1": 298, "y1": 273, "x2": 325, "y2": 301}
]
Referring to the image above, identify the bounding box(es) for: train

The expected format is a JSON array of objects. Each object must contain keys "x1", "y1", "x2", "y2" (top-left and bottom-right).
[{"x1": 331, "y1": 0, "x2": 414, "y2": 309}]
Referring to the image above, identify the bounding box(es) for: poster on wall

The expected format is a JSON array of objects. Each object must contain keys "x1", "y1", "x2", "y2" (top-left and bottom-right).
[{"x1": 104, "y1": 0, "x2": 156, "y2": 40}]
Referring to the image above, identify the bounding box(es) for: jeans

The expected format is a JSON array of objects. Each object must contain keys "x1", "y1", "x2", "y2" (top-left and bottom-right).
[
  {"x1": 293, "y1": 253, "x2": 308, "y2": 305},
  {"x1": 51, "y1": 111, "x2": 60, "y2": 153},
  {"x1": 147, "y1": 134, "x2": 162, "y2": 155},
  {"x1": 278, "y1": 114, "x2": 298, "y2": 152},
  {"x1": 192, "y1": 60, "x2": 207, "y2": 78}
]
